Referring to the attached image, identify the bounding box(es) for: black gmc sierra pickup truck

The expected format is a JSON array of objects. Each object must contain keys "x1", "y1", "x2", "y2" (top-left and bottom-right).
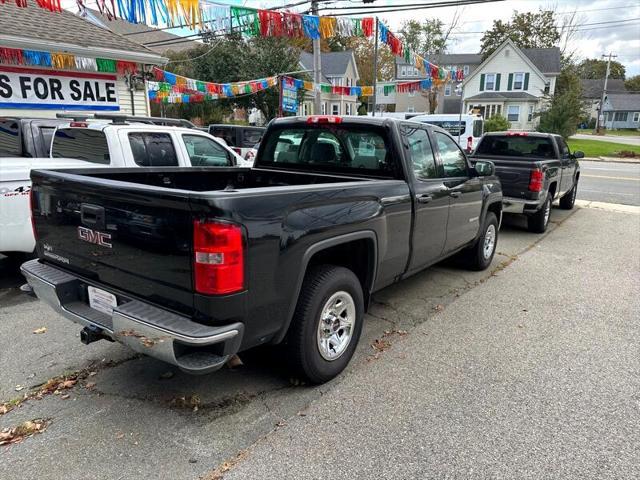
[
  {"x1": 23, "y1": 116, "x2": 503, "y2": 383},
  {"x1": 470, "y1": 132, "x2": 582, "y2": 233}
]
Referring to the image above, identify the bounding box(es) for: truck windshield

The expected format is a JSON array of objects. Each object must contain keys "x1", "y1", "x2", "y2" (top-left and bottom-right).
[
  {"x1": 476, "y1": 135, "x2": 555, "y2": 159},
  {"x1": 52, "y1": 128, "x2": 110, "y2": 164},
  {"x1": 259, "y1": 126, "x2": 396, "y2": 177}
]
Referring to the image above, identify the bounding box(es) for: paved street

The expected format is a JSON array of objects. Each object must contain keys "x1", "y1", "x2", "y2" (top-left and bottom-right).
[
  {"x1": 1, "y1": 204, "x2": 638, "y2": 479},
  {"x1": 571, "y1": 133, "x2": 640, "y2": 146},
  {"x1": 578, "y1": 160, "x2": 640, "y2": 206}
]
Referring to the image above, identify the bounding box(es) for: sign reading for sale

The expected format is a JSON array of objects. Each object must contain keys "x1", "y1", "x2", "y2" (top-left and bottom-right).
[{"x1": 0, "y1": 66, "x2": 120, "y2": 111}]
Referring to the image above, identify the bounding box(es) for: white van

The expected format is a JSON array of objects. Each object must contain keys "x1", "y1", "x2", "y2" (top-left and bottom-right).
[{"x1": 409, "y1": 114, "x2": 484, "y2": 153}]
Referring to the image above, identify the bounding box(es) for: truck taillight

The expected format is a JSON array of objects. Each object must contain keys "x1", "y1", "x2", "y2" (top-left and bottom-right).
[
  {"x1": 529, "y1": 169, "x2": 544, "y2": 192},
  {"x1": 466, "y1": 136, "x2": 473, "y2": 153},
  {"x1": 29, "y1": 189, "x2": 38, "y2": 240},
  {"x1": 193, "y1": 220, "x2": 244, "y2": 295},
  {"x1": 306, "y1": 115, "x2": 342, "y2": 124}
]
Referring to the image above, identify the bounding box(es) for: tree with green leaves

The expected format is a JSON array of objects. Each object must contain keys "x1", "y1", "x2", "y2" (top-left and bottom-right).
[
  {"x1": 625, "y1": 75, "x2": 640, "y2": 92},
  {"x1": 156, "y1": 35, "x2": 302, "y2": 122},
  {"x1": 576, "y1": 58, "x2": 626, "y2": 80},
  {"x1": 399, "y1": 18, "x2": 449, "y2": 56},
  {"x1": 537, "y1": 68, "x2": 586, "y2": 139},
  {"x1": 480, "y1": 10, "x2": 560, "y2": 60},
  {"x1": 484, "y1": 115, "x2": 510, "y2": 132}
]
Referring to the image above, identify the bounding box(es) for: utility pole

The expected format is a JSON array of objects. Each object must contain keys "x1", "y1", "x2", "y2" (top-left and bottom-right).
[
  {"x1": 311, "y1": 0, "x2": 322, "y2": 114},
  {"x1": 596, "y1": 52, "x2": 617, "y2": 134},
  {"x1": 371, "y1": 18, "x2": 379, "y2": 117}
]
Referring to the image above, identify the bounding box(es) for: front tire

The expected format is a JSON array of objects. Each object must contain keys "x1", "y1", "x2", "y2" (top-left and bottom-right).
[
  {"x1": 559, "y1": 180, "x2": 578, "y2": 210},
  {"x1": 465, "y1": 212, "x2": 498, "y2": 271},
  {"x1": 528, "y1": 195, "x2": 552, "y2": 233},
  {"x1": 286, "y1": 265, "x2": 364, "y2": 384}
]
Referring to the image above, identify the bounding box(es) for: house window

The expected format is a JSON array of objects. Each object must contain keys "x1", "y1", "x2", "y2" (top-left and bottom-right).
[
  {"x1": 544, "y1": 82, "x2": 550, "y2": 94},
  {"x1": 633, "y1": 112, "x2": 640, "y2": 122},
  {"x1": 345, "y1": 103, "x2": 351, "y2": 115},
  {"x1": 401, "y1": 66, "x2": 407, "y2": 77},
  {"x1": 331, "y1": 103, "x2": 340, "y2": 115},
  {"x1": 321, "y1": 102, "x2": 326, "y2": 115},
  {"x1": 528, "y1": 105, "x2": 535, "y2": 122},
  {"x1": 330, "y1": 77, "x2": 342, "y2": 87},
  {"x1": 463, "y1": 65, "x2": 469, "y2": 76},
  {"x1": 407, "y1": 106, "x2": 415, "y2": 113},
  {"x1": 444, "y1": 84, "x2": 452, "y2": 96},
  {"x1": 507, "y1": 105, "x2": 520, "y2": 122},
  {"x1": 513, "y1": 72, "x2": 524, "y2": 90},
  {"x1": 614, "y1": 112, "x2": 628, "y2": 122},
  {"x1": 485, "y1": 73, "x2": 496, "y2": 91},
  {"x1": 414, "y1": 68, "x2": 419, "y2": 76}
]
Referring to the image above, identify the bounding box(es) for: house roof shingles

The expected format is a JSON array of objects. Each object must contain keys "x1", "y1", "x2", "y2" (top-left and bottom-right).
[
  {"x1": 521, "y1": 47, "x2": 561, "y2": 74},
  {"x1": 581, "y1": 78, "x2": 627, "y2": 98},
  {"x1": 82, "y1": 8, "x2": 199, "y2": 54},
  {"x1": 300, "y1": 51, "x2": 356, "y2": 82},
  {"x1": 0, "y1": 1, "x2": 158, "y2": 57},
  {"x1": 604, "y1": 93, "x2": 640, "y2": 111}
]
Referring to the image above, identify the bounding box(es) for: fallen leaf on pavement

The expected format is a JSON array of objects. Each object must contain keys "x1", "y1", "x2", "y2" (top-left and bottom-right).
[
  {"x1": 32, "y1": 327, "x2": 47, "y2": 335},
  {"x1": 115, "y1": 432, "x2": 125, "y2": 439},
  {"x1": 14, "y1": 385, "x2": 24, "y2": 392},
  {"x1": 0, "y1": 419, "x2": 49, "y2": 446},
  {"x1": 84, "y1": 382, "x2": 96, "y2": 390},
  {"x1": 61, "y1": 394, "x2": 70, "y2": 400},
  {"x1": 60, "y1": 379, "x2": 77, "y2": 390},
  {"x1": 434, "y1": 304, "x2": 445, "y2": 312},
  {"x1": 226, "y1": 354, "x2": 244, "y2": 369}
]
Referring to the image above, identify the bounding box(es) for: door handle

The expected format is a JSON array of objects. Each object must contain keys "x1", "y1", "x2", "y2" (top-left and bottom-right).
[
  {"x1": 449, "y1": 191, "x2": 462, "y2": 198},
  {"x1": 416, "y1": 194, "x2": 433, "y2": 204}
]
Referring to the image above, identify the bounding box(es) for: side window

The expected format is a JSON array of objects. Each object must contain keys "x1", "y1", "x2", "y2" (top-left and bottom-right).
[
  {"x1": 404, "y1": 126, "x2": 438, "y2": 180},
  {"x1": 556, "y1": 137, "x2": 570, "y2": 157},
  {"x1": 242, "y1": 129, "x2": 263, "y2": 147},
  {"x1": 435, "y1": 132, "x2": 468, "y2": 178},
  {"x1": 183, "y1": 135, "x2": 230, "y2": 166},
  {"x1": 0, "y1": 120, "x2": 21, "y2": 157},
  {"x1": 128, "y1": 132, "x2": 178, "y2": 167},
  {"x1": 473, "y1": 120, "x2": 483, "y2": 138}
]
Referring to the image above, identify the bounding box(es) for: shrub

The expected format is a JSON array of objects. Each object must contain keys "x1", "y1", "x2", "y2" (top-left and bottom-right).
[{"x1": 484, "y1": 115, "x2": 511, "y2": 132}]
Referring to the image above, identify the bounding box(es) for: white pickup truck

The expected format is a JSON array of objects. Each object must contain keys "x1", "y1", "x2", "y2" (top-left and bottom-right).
[{"x1": 0, "y1": 117, "x2": 246, "y2": 257}]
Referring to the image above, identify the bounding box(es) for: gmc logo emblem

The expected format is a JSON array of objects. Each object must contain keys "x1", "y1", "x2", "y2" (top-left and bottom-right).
[{"x1": 77, "y1": 226, "x2": 112, "y2": 248}]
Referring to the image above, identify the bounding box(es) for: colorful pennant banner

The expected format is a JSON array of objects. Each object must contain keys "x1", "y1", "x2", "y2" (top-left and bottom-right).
[{"x1": 0, "y1": 46, "x2": 138, "y2": 74}]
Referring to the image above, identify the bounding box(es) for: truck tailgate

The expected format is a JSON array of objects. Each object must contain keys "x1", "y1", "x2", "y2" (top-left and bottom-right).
[
  {"x1": 31, "y1": 170, "x2": 195, "y2": 316},
  {"x1": 476, "y1": 157, "x2": 537, "y2": 199}
]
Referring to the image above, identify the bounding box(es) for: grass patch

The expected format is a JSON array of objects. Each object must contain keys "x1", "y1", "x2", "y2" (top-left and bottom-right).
[
  {"x1": 567, "y1": 139, "x2": 640, "y2": 158},
  {"x1": 577, "y1": 129, "x2": 640, "y2": 137}
]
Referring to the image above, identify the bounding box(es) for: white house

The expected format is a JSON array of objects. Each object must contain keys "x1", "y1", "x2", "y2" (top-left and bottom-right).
[
  {"x1": 299, "y1": 51, "x2": 360, "y2": 116},
  {"x1": 462, "y1": 40, "x2": 561, "y2": 131}
]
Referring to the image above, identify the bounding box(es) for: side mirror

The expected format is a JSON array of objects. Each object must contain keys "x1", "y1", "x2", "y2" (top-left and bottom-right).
[
  {"x1": 573, "y1": 150, "x2": 584, "y2": 159},
  {"x1": 474, "y1": 160, "x2": 495, "y2": 177}
]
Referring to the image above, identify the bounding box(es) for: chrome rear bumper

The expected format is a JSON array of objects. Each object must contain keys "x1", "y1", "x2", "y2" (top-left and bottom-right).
[{"x1": 21, "y1": 259, "x2": 243, "y2": 374}]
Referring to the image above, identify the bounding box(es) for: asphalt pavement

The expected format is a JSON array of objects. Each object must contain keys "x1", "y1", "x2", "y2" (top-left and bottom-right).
[
  {"x1": 0, "y1": 209, "x2": 588, "y2": 480},
  {"x1": 578, "y1": 160, "x2": 640, "y2": 206},
  {"x1": 571, "y1": 133, "x2": 640, "y2": 146}
]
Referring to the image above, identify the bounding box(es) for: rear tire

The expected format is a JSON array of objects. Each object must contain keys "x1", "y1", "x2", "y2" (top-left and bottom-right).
[
  {"x1": 465, "y1": 212, "x2": 498, "y2": 271},
  {"x1": 559, "y1": 180, "x2": 578, "y2": 210},
  {"x1": 285, "y1": 265, "x2": 364, "y2": 384},
  {"x1": 527, "y1": 195, "x2": 552, "y2": 233}
]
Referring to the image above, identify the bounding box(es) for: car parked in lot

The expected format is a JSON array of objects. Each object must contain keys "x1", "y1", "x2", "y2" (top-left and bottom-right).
[
  {"x1": 23, "y1": 116, "x2": 503, "y2": 383},
  {"x1": 1, "y1": 116, "x2": 242, "y2": 257},
  {"x1": 0, "y1": 117, "x2": 70, "y2": 158},
  {"x1": 470, "y1": 132, "x2": 582, "y2": 233},
  {"x1": 208, "y1": 124, "x2": 265, "y2": 160}
]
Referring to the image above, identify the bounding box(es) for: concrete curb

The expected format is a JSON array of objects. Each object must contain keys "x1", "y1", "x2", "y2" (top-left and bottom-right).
[
  {"x1": 583, "y1": 156, "x2": 640, "y2": 164},
  {"x1": 576, "y1": 200, "x2": 640, "y2": 214}
]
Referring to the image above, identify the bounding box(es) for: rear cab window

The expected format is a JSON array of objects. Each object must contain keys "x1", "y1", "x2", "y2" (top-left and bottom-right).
[
  {"x1": 241, "y1": 128, "x2": 263, "y2": 147},
  {"x1": 259, "y1": 124, "x2": 397, "y2": 177},
  {"x1": 0, "y1": 119, "x2": 21, "y2": 157},
  {"x1": 476, "y1": 135, "x2": 556, "y2": 159},
  {"x1": 52, "y1": 128, "x2": 110, "y2": 164}
]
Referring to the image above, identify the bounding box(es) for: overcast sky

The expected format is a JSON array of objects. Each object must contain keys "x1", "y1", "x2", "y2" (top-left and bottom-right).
[{"x1": 63, "y1": 0, "x2": 640, "y2": 76}]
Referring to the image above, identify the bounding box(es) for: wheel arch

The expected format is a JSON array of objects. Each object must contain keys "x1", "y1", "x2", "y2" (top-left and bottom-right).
[{"x1": 273, "y1": 231, "x2": 378, "y2": 344}]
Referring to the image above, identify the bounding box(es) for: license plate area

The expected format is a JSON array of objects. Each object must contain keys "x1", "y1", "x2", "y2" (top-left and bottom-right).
[{"x1": 87, "y1": 286, "x2": 118, "y2": 315}]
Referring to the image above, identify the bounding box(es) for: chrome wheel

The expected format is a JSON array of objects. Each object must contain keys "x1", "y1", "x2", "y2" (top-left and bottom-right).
[
  {"x1": 316, "y1": 291, "x2": 356, "y2": 361},
  {"x1": 483, "y1": 224, "x2": 496, "y2": 259},
  {"x1": 543, "y1": 198, "x2": 551, "y2": 226}
]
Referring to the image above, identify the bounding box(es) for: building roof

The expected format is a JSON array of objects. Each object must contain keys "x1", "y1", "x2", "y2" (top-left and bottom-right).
[
  {"x1": 300, "y1": 51, "x2": 357, "y2": 82},
  {"x1": 81, "y1": 8, "x2": 199, "y2": 54},
  {"x1": 581, "y1": 78, "x2": 627, "y2": 98},
  {"x1": 396, "y1": 53, "x2": 482, "y2": 66},
  {"x1": 0, "y1": 1, "x2": 163, "y2": 63},
  {"x1": 603, "y1": 93, "x2": 640, "y2": 111},
  {"x1": 466, "y1": 92, "x2": 540, "y2": 101},
  {"x1": 521, "y1": 47, "x2": 561, "y2": 74}
]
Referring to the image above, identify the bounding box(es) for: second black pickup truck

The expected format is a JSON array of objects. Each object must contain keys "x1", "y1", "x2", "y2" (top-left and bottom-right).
[
  {"x1": 23, "y1": 116, "x2": 502, "y2": 383},
  {"x1": 470, "y1": 132, "x2": 582, "y2": 233}
]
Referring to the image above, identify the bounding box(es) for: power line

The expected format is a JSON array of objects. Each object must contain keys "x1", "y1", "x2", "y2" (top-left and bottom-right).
[
  {"x1": 315, "y1": 0, "x2": 505, "y2": 15},
  {"x1": 448, "y1": 17, "x2": 640, "y2": 35}
]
